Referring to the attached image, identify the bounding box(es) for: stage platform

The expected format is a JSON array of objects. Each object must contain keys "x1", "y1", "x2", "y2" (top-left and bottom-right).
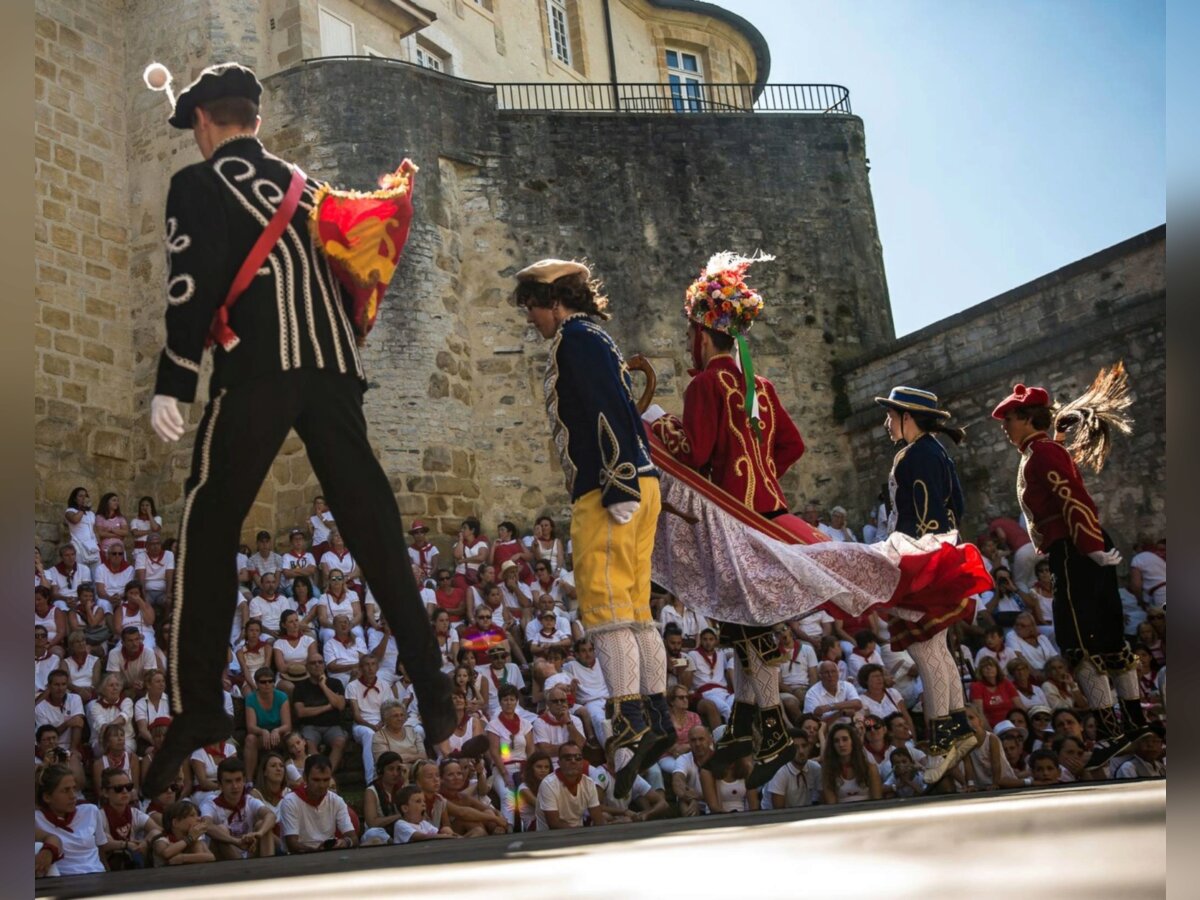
[{"x1": 37, "y1": 779, "x2": 1165, "y2": 899}]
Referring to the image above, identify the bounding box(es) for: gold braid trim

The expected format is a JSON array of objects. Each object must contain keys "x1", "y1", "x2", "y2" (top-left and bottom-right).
[{"x1": 1047, "y1": 471, "x2": 1105, "y2": 544}]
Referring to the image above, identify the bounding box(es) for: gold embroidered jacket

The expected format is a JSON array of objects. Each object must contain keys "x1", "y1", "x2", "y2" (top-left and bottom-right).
[
  {"x1": 888, "y1": 433, "x2": 965, "y2": 538},
  {"x1": 1017, "y1": 431, "x2": 1105, "y2": 553}
]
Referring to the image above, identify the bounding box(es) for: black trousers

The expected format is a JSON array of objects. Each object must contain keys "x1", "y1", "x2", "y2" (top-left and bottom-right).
[
  {"x1": 1048, "y1": 535, "x2": 1135, "y2": 673},
  {"x1": 168, "y1": 369, "x2": 443, "y2": 716}
]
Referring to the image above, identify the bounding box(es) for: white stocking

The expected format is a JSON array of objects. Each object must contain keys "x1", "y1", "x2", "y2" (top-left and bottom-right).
[
  {"x1": 907, "y1": 634, "x2": 962, "y2": 719},
  {"x1": 748, "y1": 651, "x2": 782, "y2": 708},
  {"x1": 591, "y1": 628, "x2": 641, "y2": 699},
  {"x1": 633, "y1": 627, "x2": 668, "y2": 696},
  {"x1": 731, "y1": 660, "x2": 756, "y2": 703},
  {"x1": 1074, "y1": 659, "x2": 1116, "y2": 709}
]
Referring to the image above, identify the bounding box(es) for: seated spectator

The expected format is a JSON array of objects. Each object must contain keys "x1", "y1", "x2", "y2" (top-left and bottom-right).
[
  {"x1": 818, "y1": 506, "x2": 857, "y2": 542},
  {"x1": 35, "y1": 764, "x2": 106, "y2": 875},
  {"x1": 292, "y1": 657, "x2": 348, "y2": 773},
  {"x1": 244, "y1": 666, "x2": 292, "y2": 783},
  {"x1": 88, "y1": 672, "x2": 136, "y2": 754},
  {"x1": 372, "y1": 699, "x2": 425, "y2": 767},
  {"x1": 452, "y1": 518, "x2": 490, "y2": 592},
  {"x1": 689, "y1": 628, "x2": 735, "y2": 727},
  {"x1": 975, "y1": 626, "x2": 1021, "y2": 672},
  {"x1": 34, "y1": 671, "x2": 87, "y2": 786},
  {"x1": 106, "y1": 626, "x2": 158, "y2": 699},
  {"x1": 189, "y1": 736, "x2": 239, "y2": 806},
  {"x1": 46, "y1": 544, "x2": 87, "y2": 608},
  {"x1": 804, "y1": 661, "x2": 863, "y2": 725},
  {"x1": 97, "y1": 766, "x2": 159, "y2": 870},
  {"x1": 278, "y1": 754, "x2": 357, "y2": 853},
  {"x1": 1026, "y1": 560, "x2": 1056, "y2": 635},
  {"x1": 407, "y1": 520, "x2": 439, "y2": 586},
  {"x1": 658, "y1": 593, "x2": 710, "y2": 645},
  {"x1": 248, "y1": 530, "x2": 285, "y2": 594},
  {"x1": 367, "y1": 619, "x2": 403, "y2": 689},
  {"x1": 236, "y1": 619, "x2": 274, "y2": 695},
  {"x1": 284, "y1": 732, "x2": 309, "y2": 788},
  {"x1": 1134, "y1": 646, "x2": 1164, "y2": 721},
  {"x1": 431, "y1": 568, "x2": 469, "y2": 626},
  {"x1": 790, "y1": 609, "x2": 834, "y2": 650},
  {"x1": 61, "y1": 630, "x2": 99, "y2": 705},
  {"x1": 460, "y1": 606, "x2": 520, "y2": 667},
  {"x1": 994, "y1": 720, "x2": 1031, "y2": 780},
  {"x1": 439, "y1": 758, "x2": 509, "y2": 835},
  {"x1": 529, "y1": 516, "x2": 565, "y2": 577},
  {"x1": 392, "y1": 784, "x2": 457, "y2": 843},
  {"x1": 1005, "y1": 613, "x2": 1059, "y2": 673},
  {"x1": 477, "y1": 646, "x2": 526, "y2": 720},
  {"x1": 816, "y1": 635, "x2": 849, "y2": 682},
  {"x1": 251, "y1": 750, "x2": 292, "y2": 822},
  {"x1": 1114, "y1": 730, "x2": 1166, "y2": 779},
  {"x1": 93, "y1": 544, "x2": 135, "y2": 609},
  {"x1": 1006, "y1": 658, "x2": 1049, "y2": 711},
  {"x1": 983, "y1": 566, "x2": 1024, "y2": 629},
  {"x1": 846, "y1": 630, "x2": 884, "y2": 683},
  {"x1": 860, "y1": 714, "x2": 892, "y2": 770},
  {"x1": 961, "y1": 705, "x2": 1022, "y2": 790},
  {"x1": 280, "y1": 528, "x2": 318, "y2": 597},
  {"x1": 857, "y1": 663, "x2": 915, "y2": 737},
  {"x1": 777, "y1": 625, "x2": 818, "y2": 720},
  {"x1": 134, "y1": 670, "x2": 171, "y2": 747},
  {"x1": 198, "y1": 757, "x2": 276, "y2": 860},
  {"x1": 133, "y1": 533, "x2": 174, "y2": 613},
  {"x1": 1029, "y1": 748, "x2": 1065, "y2": 786},
  {"x1": 75, "y1": 583, "x2": 112, "y2": 656},
  {"x1": 497, "y1": 560, "x2": 534, "y2": 629},
  {"x1": 467, "y1": 581, "x2": 513, "y2": 632},
  {"x1": 248, "y1": 573, "x2": 296, "y2": 639},
  {"x1": 436, "y1": 691, "x2": 488, "y2": 760},
  {"x1": 883, "y1": 711, "x2": 928, "y2": 772},
  {"x1": 561, "y1": 638, "x2": 610, "y2": 740},
  {"x1": 701, "y1": 752, "x2": 758, "y2": 814},
  {"x1": 533, "y1": 646, "x2": 572, "y2": 709},
  {"x1": 34, "y1": 626, "x2": 59, "y2": 700},
  {"x1": 113, "y1": 581, "x2": 157, "y2": 653},
  {"x1": 409, "y1": 759, "x2": 455, "y2": 833},
  {"x1": 1053, "y1": 734, "x2": 1096, "y2": 783},
  {"x1": 969, "y1": 656, "x2": 1020, "y2": 728},
  {"x1": 515, "y1": 752, "x2": 554, "y2": 832},
  {"x1": 488, "y1": 684, "x2": 536, "y2": 824},
  {"x1": 883, "y1": 747, "x2": 925, "y2": 798},
  {"x1": 317, "y1": 572, "x2": 364, "y2": 645},
  {"x1": 529, "y1": 559, "x2": 571, "y2": 616},
  {"x1": 92, "y1": 721, "x2": 139, "y2": 801},
  {"x1": 592, "y1": 740, "x2": 670, "y2": 823},
  {"x1": 533, "y1": 686, "x2": 587, "y2": 764},
  {"x1": 308, "y1": 496, "x2": 335, "y2": 561},
  {"x1": 765, "y1": 728, "x2": 822, "y2": 809},
  {"x1": 1137, "y1": 617, "x2": 1166, "y2": 670},
  {"x1": 128, "y1": 495, "x2": 162, "y2": 555},
  {"x1": 524, "y1": 593, "x2": 574, "y2": 647},
  {"x1": 34, "y1": 587, "x2": 67, "y2": 659},
  {"x1": 289, "y1": 576, "x2": 322, "y2": 640},
  {"x1": 451, "y1": 663, "x2": 488, "y2": 718},
  {"x1": 672, "y1": 725, "x2": 716, "y2": 817},
  {"x1": 1128, "y1": 535, "x2": 1166, "y2": 609},
  {"x1": 656, "y1": 685, "x2": 701, "y2": 782},
  {"x1": 1041, "y1": 656, "x2": 1089, "y2": 711},
  {"x1": 347, "y1": 655, "x2": 389, "y2": 783},
  {"x1": 152, "y1": 800, "x2": 215, "y2": 866},
  {"x1": 322, "y1": 614, "x2": 367, "y2": 687},
  {"x1": 536, "y1": 741, "x2": 604, "y2": 830},
  {"x1": 490, "y1": 520, "x2": 533, "y2": 582},
  {"x1": 663, "y1": 624, "x2": 695, "y2": 694},
  {"x1": 821, "y1": 721, "x2": 882, "y2": 804},
  {"x1": 1026, "y1": 705, "x2": 1055, "y2": 748},
  {"x1": 273, "y1": 610, "x2": 319, "y2": 697},
  {"x1": 360, "y1": 750, "x2": 406, "y2": 845}
]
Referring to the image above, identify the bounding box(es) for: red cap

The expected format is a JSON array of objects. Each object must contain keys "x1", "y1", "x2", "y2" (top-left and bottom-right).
[
  {"x1": 991, "y1": 383, "x2": 1052, "y2": 419},
  {"x1": 408, "y1": 520, "x2": 428, "y2": 534}
]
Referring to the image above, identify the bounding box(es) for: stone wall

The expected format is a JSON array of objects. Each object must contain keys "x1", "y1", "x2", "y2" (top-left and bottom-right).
[
  {"x1": 836, "y1": 226, "x2": 1166, "y2": 549},
  {"x1": 259, "y1": 58, "x2": 894, "y2": 553}
]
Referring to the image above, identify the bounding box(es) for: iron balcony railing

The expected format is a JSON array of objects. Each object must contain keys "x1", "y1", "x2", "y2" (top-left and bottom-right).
[
  {"x1": 291, "y1": 57, "x2": 851, "y2": 115},
  {"x1": 494, "y1": 82, "x2": 852, "y2": 115}
]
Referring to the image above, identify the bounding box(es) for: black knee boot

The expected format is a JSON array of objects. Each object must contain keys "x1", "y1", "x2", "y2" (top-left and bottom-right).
[{"x1": 705, "y1": 700, "x2": 757, "y2": 773}]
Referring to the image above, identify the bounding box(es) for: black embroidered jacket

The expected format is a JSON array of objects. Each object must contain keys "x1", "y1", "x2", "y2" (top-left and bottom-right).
[{"x1": 887, "y1": 433, "x2": 965, "y2": 538}]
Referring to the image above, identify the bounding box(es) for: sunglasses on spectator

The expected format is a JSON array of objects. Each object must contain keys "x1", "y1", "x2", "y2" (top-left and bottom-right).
[
  {"x1": 108, "y1": 784, "x2": 134, "y2": 792},
  {"x1": 559, "y1": 753, "x2": 583, "y2": 761},
  {"x1": 438, "y1": 575, "x2": 452, "y2": 581},
  {"x1": 548, "y1": 698, "x2": 568, "y2": 704},
  {"x1": 330, "y1": 574, "x2": 344, "y2": 581},
  {"x1": 257, "y1": 678, "x2": 274, "y2": 684},
  {"x1": 866, "y1": 723, "x2": 884, "y2": 731}
]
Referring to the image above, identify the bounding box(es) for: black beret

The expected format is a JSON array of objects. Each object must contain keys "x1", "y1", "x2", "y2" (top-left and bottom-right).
[{"x1": 169, "y1": 62, "x2": 262, "y2": 130}]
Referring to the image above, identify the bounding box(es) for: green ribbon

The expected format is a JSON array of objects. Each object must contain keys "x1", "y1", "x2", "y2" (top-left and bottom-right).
[{"x1": 734, "y1": 332, "x2": 762, "y2": 441}]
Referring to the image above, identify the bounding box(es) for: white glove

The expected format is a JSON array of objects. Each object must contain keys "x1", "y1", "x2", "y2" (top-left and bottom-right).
[
  {"x1": 607, "y1": 501, "x2": 640, "y2": 525},
  {"x1": 641, "y1": 403, "x2": 667, "y2": 424},
  {"x1": 150, "y1": 394, "x2": 186, "y2": 443},
  {"x1": 1087, "y1": 548, "x2": 1122, "y2": 567}
]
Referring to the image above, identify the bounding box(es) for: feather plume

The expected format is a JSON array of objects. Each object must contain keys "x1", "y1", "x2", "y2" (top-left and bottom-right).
[{"x1": 1052, "y1": 361, "x2": 1133, "y2": 472}]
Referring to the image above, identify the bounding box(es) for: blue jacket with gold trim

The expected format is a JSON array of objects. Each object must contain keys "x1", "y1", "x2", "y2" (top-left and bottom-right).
[
  {"x1": 543, "y1": 315, "x2": 658, "y2": 507},
  {"x1": 888, "y1": 433, "x2": 965, "y2": 538}
]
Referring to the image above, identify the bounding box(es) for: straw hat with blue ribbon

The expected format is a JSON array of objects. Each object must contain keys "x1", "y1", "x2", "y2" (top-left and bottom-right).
[{"x1": 874, "y1": 386, "x2": 953, "y2": 419}]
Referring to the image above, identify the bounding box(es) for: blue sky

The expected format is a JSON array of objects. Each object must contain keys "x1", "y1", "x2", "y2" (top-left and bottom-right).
[{"x1": 720, "y1": 0, "x2": 1166, "y2": 336}]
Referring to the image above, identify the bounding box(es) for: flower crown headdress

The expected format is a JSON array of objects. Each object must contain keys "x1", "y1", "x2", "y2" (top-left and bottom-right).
[{"x1": 683, "y1": 251, "x2": 775, "y2": 437}]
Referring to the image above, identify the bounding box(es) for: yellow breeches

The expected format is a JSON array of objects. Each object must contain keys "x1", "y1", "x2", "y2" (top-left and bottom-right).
[{"x1": 570, "y1": 477, "x2": 662, "y2": 632}]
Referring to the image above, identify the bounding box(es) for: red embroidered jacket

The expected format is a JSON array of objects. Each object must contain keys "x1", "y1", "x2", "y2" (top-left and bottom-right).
[
  {"x1": 650, "y1": 356, "x2": 805, "y2": 515},
  {"x1": 1017, "y1": 432, "x2": 1105, "y2": 554}
]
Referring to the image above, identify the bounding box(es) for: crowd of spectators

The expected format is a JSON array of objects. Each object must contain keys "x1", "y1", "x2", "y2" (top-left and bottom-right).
[{"x1": 33, "y1": 488, "x2": 1166, "y2": 877}]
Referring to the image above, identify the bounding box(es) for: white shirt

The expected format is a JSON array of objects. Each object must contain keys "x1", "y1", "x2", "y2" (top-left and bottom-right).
[
  {"x1": 346, "y1": 678, "x2": 388, "y2": 727},
  {"x1": 529, "y1": 627, "x2": 571, "y2": 649},
  {"x1": 525, "y1": 614, "x2": 572, "y2": 645},
  {"x1": 501, "y1": 581, "x2": 533, "y2": 610},
  {"x1": 456, "y1": 539, "x2": 489, "y2": 576},
  {"x1": 248, "y1": 551, "x2": 284, "y2": 579},
  {"x1": 35, "y1": 804, "x2": 105, "y2": 875},
  {"x1": 310, "y1": 512, "x2": 334, "y2": 547},
  {"x1": 45, "y1": 564, "x2": 86, "y2": 601},
  {"x1": 367, "y1": 630, "x2": 399, "y2": 683},
  {"x1": 280, "y1": 552, "x2": 317, "y2": 591},
  {"x1": 93, "y1": 563, "x2": 134, "y2": 601},
  {"x1": 393, "y1": 817, "x2": 439, "y2": 843},
  {"x1": 859, "y1": 687, "x2": 905, "y2": 721},
  {"x1": 591, "y1": 764, "x2": 652, "y2": 811},
  {"x1": 320, "y1": 550, "x2": 357, "y2": 579},
  {"x1": 35, "y1": 694, "x2": 85, "y2": 749},
  {"x1": 659, "y1": 604, "x2": 710, "y2": 638},
  {"x1": 86, "y1": 696, "x2": 135, "y2": 753},
  {"x1": 105, "y1": 645, "x2": 158, "y2": 679},
  {"x1": 477, "y1": 663, "x2": 525, "y2": 718},
  {"x1": 688, "y1": 648, "x2": 732, "y2": 690},
  {"x1": 846, "y1": 648, "x2": 883, "y2": 682},
  {"x1": 323, "y1": 634, "x2": 368, "y2": 686},
  {"x1": 64, "y1": 654, "x2": 99, "y2": 692},
  {"x1": 34, "y1": 653, "x2": 60, "y2": 695},
  {"x1": 804, "y1": 681, "x2": 860, "y2": 715},
  {"x1": 321, "y1": 590, "x2": 361, "y2": 625},
  {"x1": 230, "y1": 595, "x2": 248, "y2": 647},
  {"x1": 780, "y1": 643, "x2": 819, "y2": 688},
  {"x1": 189, "y1": 742, "x2": 238, "y2": 803},
  {"x1": 135, "y1": 693, "x2": 171, "y2": 728},
  {"x1": 975, "y1": 645, "x2": 1022, "y2": 672},
  {"x1": 1004, "y1": 631, "x2": 1059, "y2": 671},
  {"x1": 130, "y1": 516, "x2": 162, "y2": 551},
  {"x1": 672, "y1": 751, "x2": 708, "y2": 813},
  {"x1": 66, "y1": 508, "x2": 100, "y2": 561},
  {"x1": 133, "y1": 549, "x2": 175, "y2": 591},
  {"x1": 765, "y1": 759, "x2": 822, "y2": 808},
  {"x1": 275, "y1": 635, "x2": 317, "y2": 670},
  {"x1": 485, "y1": 713, "x2": 535, "y2": 763},
  {"x1": 200, "y1": 793, "x2": 267, "y2": 839},
  {"x1": 562, "y1": 659, "x2": 610, "y2": 703},
  {"x1": 793, "y1": 610, "x2": 833, "y2": 642},
  {"x1": 1130, "y1": 551, "x2": 1166, "y2": 608},
  {"x1": 818, "y1": 523, "x2": 857, "y2": 543},
  {"x1": 278, "y1": 789, "x2": 353, "y2": 848},
  {"x1": 532, "y1": 713, "x2": 584, "y2": 756},
  {"x1": 248, "y1": 594, "x2": 297, "y2": 634},
  {"x1": 536, "y1": 771, "x2": 599, "y2": 830}
]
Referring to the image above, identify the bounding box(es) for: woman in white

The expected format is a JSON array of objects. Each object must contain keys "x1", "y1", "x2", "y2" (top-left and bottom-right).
[
  {"x1": 528, "y1": 516, "x2": 564, "y2": 576},
  {"x1": 129, "y1": 496, "x2": 163, "y2": 555},
  {"x1": 818, "y1": 506, "x2": 858, "y2": 543},
  {"x1": 319, "y1": 530, "x2": 360, "y2": 587},
  {"x1": 62, "y1": 631, "x2": 99, "y2": 704},
  {"x1": 486, "y1": 684, "x2": 535, "y2": 826},
  {"x1": 64, "y1": 486, "x2": 101, "y2": 579},
  {"x1": 453, "y1": 518, "x2": 490, "y2": 589},
  {"x1": 87, "y1": 674, "x2": 136, "y2": 755},
  {"x1": 658, "y1": 593, "x2": 709, "y2": 642},
  {"x1": 1027, "y1": 561, "x2": 1057, "y2": 636},
  {"x1": 856, "y1": 664, "x2": 916, "y2": 737},
  {"x1": 134, "y1": 670, "x2": 171, "y2": 745},
  {"x1": 113, "y1": 584, "x2": 157, "y2": 652},
  {"x1": 701, "y1": 756, "x2": 758, "y2": 813},
  {"x1": 317, "y1": 572, "x2": 363, "y2": 644},
  {"x1": 961, "y1": 705, "x2": 1023, "y2": 789},
  {"x1": 189, "y1": 740, "x2": 237, "y2": 806},
  {"x1": 272, "y1": 610, "x2": 318, "y2": 697},
  {"x1": 308, "y1": 495, "x2": 335, "y2": 558},
  {"x1": 35, "y1": 766, "x2": 106, "y2": 875},
  {"x1": 820, "y1": 722, "x2": 882, "y2": 804},
  {"x1": 236, "y1": 619, "x2": 274, "y2": 696}
]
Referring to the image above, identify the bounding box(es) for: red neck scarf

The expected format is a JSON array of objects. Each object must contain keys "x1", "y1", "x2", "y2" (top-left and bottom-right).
[
  {"x1": 123, "y1": 600, "x2": 142, "y2": 618},
  {"x1": 144, "y1": 550, "x2": 165, "y2": 565},
  {"x1": 293, "y1": 785, "x2": 325, "y2": 808},
  {"x1": 213, "y1": 789, "x2": 248, "y2": 815},
  {"x1": 104, "y1": 559, "x2": 131, "y2": 575},
  {"x1": 41, "y1": 806, "x2": 76, "y2": 832},
  {"x1": 498, "y1": 711, "x2": 521, "y2": 735},
  {"x1": 337, "y1": 635, "x2": 355, "y2": 648},
  {"x1": 540, "y1": 711, "x2": 565, "y2": 727},
  {"x1": 555, "y1": 769, "x2": 582, "y2": 795},
  {"x1": 698, "y1": 649, "x2": 718, "y2": 671},
  {"x1": 120, "y1": 645, "x2": 143, "y2": 669},
  {"x1": 55, "y1": 562, "x2": 78, "y2": 579},
  {"x1": 244, "y1": 638, "x2": 266, "y2": 653},
  {"x1": 98, "y1": 697, "x2": 121, "y2": 710},
  {"x1": 205, "y1": 742, "x2": 229, "y2": 761},
  {"x1": 102, "y1": 803, "x2": 132, "y2": 840},
  {"x1": 35, "y1": 650, "x2": 53, "y2": 663},
  {"x1": 105, "y1": 750, "x2": 127, "y2": 769},
  {"x1": 358, "y1": 678, "x2": 380, "y2": 696}
]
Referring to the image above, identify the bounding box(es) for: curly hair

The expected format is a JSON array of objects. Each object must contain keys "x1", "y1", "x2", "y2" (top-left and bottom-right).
[{"x1": 513, "y1": 270, "x2": 611, "y2": 321}]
